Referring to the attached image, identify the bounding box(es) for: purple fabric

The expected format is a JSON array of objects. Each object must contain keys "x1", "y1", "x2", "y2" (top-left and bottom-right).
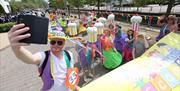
[
  {"x1": 51, "y1": 23, "x2": 62, "y2": 31},
  {"x1": 78, "y1": 46, "x2": 87, "y2": 68},
  {"x1": 77, "y1": 46, "x2": 92, "y2": 68},
  {"x1": 87, "y1": 41, "x2": 100, "y2": 51},
  {"x1": 56, "y1": 23, "x2": 63, "y2": 31},
  {"x1": 114, "y1": 31, "x2": 126, "y2": 54},
  {"x1": 156, "y1": 25, "x2": 170, "y2": 41},
  {"x1": 39, "y1": 55, "x2": 54, "y2": 91}
]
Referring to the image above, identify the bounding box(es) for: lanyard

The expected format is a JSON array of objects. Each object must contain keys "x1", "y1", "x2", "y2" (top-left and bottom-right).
[
  {"x1": 50, "y1": 55, "x2": 54, "y2": 79},
  {"x1": 50, "y1": 51, "x2": 71, "y2": 79}
]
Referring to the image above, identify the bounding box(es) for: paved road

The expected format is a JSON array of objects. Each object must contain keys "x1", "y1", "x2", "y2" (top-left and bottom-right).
[
  {"x1": 0, "y1": 22, "x2": 159, "y2": 91},
  {"x1": 0, "y1": 39, "x2": 109, "y2": 91}
]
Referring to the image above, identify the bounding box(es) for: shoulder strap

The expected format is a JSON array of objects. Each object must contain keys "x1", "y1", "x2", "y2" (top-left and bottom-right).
[
  {"x1": 39, "y1": 50, "x2": 50, "y2": 77},
  {"x1": 64, "y1": 50, "x2": 71, "y2": 61},
  {"x1": 162, "y1": 24, "x2": 168, "y2": 35},
  {"x1": 63, "y1": 50, "x2": 71, "y2": 68}
]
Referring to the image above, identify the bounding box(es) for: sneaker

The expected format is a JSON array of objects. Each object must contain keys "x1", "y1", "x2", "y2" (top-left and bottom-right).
[{"x1": 88, "y1": 73, "x2": 94, "y2": 78}]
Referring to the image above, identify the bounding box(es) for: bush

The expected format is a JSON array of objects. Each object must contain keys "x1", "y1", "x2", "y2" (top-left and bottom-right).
[{"x1": 0, "y1": 22, "x2": 15, "y2": 33}]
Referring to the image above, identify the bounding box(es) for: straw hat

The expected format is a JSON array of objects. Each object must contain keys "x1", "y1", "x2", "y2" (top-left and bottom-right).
[{"x1": 48, "y1": 31, "x2": 67, "y2": 40}]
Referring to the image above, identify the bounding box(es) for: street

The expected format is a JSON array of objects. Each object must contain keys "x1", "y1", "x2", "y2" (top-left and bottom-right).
[{"x1": 0, "y1": 22, "x2": 159, "y2": 91}]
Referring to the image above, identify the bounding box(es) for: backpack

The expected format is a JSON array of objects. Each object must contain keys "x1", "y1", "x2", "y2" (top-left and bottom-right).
[{"x1": 39, "y1": 50, "x2": 71, "y2": 77}]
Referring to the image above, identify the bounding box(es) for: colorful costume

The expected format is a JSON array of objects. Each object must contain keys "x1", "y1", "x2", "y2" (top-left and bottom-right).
[
  {"x1": 76, "y1": 45, "x2": 92, "y2": 69},
  {"x1": 113, "y1": 28, "x2": 126, "y2": 54},
  {"x1": 100, "y1": 35, "x2": 122, "y2": 69}
]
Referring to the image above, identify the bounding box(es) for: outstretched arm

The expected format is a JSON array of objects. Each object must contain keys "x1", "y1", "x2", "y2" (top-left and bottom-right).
[
  {"x1": 8, "y1": 24, "x2": 41, "y2": 65},
  {"x1": 143, "y1": 37, "x2": 149, "y2": 49}
]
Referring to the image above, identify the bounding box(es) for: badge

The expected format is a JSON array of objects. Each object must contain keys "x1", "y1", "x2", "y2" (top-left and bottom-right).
[{"x1": 65, "y1": 67, "x2": 80, "y2": 90}]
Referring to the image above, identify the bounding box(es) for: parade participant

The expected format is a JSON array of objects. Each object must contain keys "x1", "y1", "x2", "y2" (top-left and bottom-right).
[
  {"x1": 123, "y1": 29, "x2": 134, "y2": 62},
  {"x1": 78, "y1": 20, "x2": 86, "y2": 36},
  {"x1": 113, "y1": 24, "x2": 126, "y2": 54},
  {"x1": 75, "y1": 38, "x2": 93, "y2": 82},
  {"x1": 132, "y1": 33, "x2": 149, "y2": 59},
  {"x1": 8, "y1": 24, "x2": 78, "y2": 91},
  {"x1": 156, "y1": 15, "x2": 178, "y2": 41},
  {"x1": 81, "y1": 13, "x2": 88, "y2": 28},
  {"x1": 100, "y1": 29, "x2": 122, "y2": 69}
]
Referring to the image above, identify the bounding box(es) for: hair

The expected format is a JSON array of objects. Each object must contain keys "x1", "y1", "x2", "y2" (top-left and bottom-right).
[
  {"x1": 137, "y1": 34, "x2": 144, "y2": 39},
  {"x1": 157, "y1": 43, "x2": 167, "y2": 47},
  {"x1": 167, "y1": 15, "x2": 178, "y2": 25},
  {"x1": 127, "y1": 29, "x2": 134, "y2": 40}
]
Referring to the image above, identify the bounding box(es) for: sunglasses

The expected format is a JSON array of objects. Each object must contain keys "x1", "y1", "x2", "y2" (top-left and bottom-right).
[{"x1": 50, "y1": 40, "x2": 64, "y2": 46}]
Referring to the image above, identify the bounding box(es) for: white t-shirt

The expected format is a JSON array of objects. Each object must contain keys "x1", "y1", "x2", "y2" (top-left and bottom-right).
[{"x1": 36, "y1": 50, "x2": 74, "y2": 91}]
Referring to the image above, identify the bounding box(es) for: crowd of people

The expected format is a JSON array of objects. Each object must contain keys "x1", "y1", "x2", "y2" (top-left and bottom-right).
[{"x1": 7, "y1": 10, "x2": 179, "y2": 91}]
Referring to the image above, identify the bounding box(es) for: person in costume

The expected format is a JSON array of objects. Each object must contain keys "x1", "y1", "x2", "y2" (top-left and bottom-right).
[
  {"x1": 8, "y1": 24, "x2": 79, "y2": 91},
  {"x1": 100, "y1": 29, "x2": 122, "y2": 69},
  {"x1": 132, "y1": 33, "x2": 149, "y2": 59},
  {"x1": 113, "y1": 24, "x2": 126, "y2": 54},
  {"x1": 123, "y1": 29, "x2": 134, "y2": 62},
  {"x1": 156, "y1": 15, "x2": 178, "y2": 41},
  {"x1": 57, "y1": 17, "x2": 67, "y2": 32},
  {"x1": 75, "y1": 38, "x2": 94, "y2": 82},
  {"x1": 83, "y1": 13, "x2": 89, "y2": 28},
  {"x1": 78, "y1": 20, "x2": 87, "y2": 36}
]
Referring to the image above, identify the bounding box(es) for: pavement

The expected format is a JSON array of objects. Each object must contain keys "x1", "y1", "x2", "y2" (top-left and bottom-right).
[
  {"x1": 0, "y1": 22, "x2": 159, "y2": 91},
  {"x1": 0, "y1": 33, "x2": 10, "y2": 51}
]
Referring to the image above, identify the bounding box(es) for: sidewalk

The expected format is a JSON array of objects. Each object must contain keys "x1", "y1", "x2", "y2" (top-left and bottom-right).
[{"x1": 0, "y1": 33, "x2": 10, "y2": 51}]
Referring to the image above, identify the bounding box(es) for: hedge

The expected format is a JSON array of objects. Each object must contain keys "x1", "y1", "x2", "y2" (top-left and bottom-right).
[{"x1": 0, "y1": 22, "x2": 15, "y2": 33}]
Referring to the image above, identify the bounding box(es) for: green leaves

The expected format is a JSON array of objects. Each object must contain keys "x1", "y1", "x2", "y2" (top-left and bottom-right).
[
  {"x1": 134, "y1": 0, "x2": 169, "y2": 7},
  {"x1": 0, "y1": 22, "x2": 15, "y2": 33},
  {"x1": 10, "y1": 0, "x2": 48, "y2": 12},
  {"x1": 49, "y1": 0, "x2": 65, "y2": 9}
]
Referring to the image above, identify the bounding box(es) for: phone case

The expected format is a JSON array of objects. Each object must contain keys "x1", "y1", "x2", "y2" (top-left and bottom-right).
[{"x1": 17, "y1": 15, "x2": 49, "y2": 44}]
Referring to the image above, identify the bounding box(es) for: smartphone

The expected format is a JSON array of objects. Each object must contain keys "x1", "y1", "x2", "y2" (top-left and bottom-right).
[{"x1": 17, "y1": 15, "x2": 49, "y2": 44}]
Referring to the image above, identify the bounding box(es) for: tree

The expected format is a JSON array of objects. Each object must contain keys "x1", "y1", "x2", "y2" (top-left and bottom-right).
[
  {"x1": 0, "y1": 5, "x2": 5, "y2": 13},
  {"x1": 134, "y1": 0, "x2": 176, "y2": 19},
  {"x1": 133, "y1": 0, "x2": 167, "y2": 7},
  {"x1": 165, "y1": 0, "x2": 175, "y2": 17},
  {"x1": 10, "y1": 0, "x2": 48, "y2": 12},
  {"x1": 49, "y1": 0, "x2": 65, "y2": 9}
]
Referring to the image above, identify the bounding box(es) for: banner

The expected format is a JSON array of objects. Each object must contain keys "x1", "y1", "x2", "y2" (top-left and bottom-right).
[{"x1": 79, "y1": 33, "x2": 180, "y2": 91}]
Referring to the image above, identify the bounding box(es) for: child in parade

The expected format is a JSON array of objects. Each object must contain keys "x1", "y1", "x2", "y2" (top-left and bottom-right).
[
  {"x1": 123, "y1": 29, "x2": 135, "y2": 62},
  {"x1": 75, "y1": 38, "x2": 94, "y2": 82},
  {"x1": 100, "y1": 30, "x2": 122, "y2": 69},
  {"x1": 113, "y1": 24, "x2": 126, "y2": 54},
  {"x1": 132, "y1": 33, "x2": 149, "y2": 59},
  {"x1": 78, "y1": 21, "x2": 87, "y2": 36}
]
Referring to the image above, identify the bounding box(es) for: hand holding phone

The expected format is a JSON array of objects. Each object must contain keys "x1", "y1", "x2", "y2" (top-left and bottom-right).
[{"x1": 17, "y1": 15, "x2": 49, "y2": 44}]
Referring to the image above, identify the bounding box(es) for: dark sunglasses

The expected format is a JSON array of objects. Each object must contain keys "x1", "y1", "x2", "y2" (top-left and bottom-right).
[{"x1": 50, "y1": 40, "x2": 64, "y2": 46}]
